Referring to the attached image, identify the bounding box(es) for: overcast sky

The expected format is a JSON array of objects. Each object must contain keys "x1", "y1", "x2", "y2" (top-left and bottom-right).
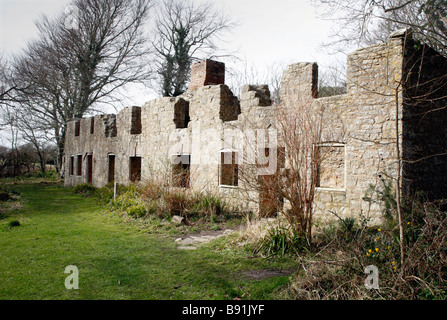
[{"x1": 0, "y1": 0, "x2": 344, "y2": 106}]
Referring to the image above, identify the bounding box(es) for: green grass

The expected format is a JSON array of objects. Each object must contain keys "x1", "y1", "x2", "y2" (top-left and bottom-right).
[{"x1": 0, "y1": 182, "x2": 296, "y2": 300}]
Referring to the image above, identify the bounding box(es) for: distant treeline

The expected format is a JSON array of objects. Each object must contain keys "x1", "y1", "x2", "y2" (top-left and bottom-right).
[{"x1": 0, "y1": 143, "x2": 58, "y2": 178}]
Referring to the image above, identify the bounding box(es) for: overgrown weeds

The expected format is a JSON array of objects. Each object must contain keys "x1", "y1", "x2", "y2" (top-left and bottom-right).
[
  {"x1": 0, "y1": 184, "x2": 23, "y2": 218},
  {"x1": 231, "y1": 177, "x2": 447, "y2": 299},
  {"x1": 280, "y1": 195, "x2": 447, "y2": 300},
  {"x1": 72, "y1": 183, "x2": 98, "y2": 197},
  {"x1": 71, "y1": 181, "x2": 244, "y2": 233},
  {"x1": 254, "y1": 225, "x2": 309, "y2": 257},
  {"x1": 7, "y1": 219, "x2": 21, "y2": 229}
]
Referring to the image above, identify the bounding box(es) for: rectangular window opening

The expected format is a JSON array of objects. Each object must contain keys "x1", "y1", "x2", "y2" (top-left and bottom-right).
[
  {"x1": 317, "y1": 144, "x2": 346, "y2": 190},
  {"x1": 87, "y1": 154, "x2": 93, "y2": 184},
  {"x1": 75, "y1": 120, "x2": 81, "y2": 137},
  {"x1": 77, "y1": 155, "x2": 83, "y2": 176},
  {"x1": 130, "y1": 157, "x2": 142, "y2": 182},
  {"x1": 69, "y1": 156, "x2": 74, "y2": 176},
  {"x1": 172, "y1": 155, "x2": 190, "y2": 188},
  {"x1": 173, "y1": 99, "x2": 190, "y2": 129},
  {"x1": 130, "y1": 107, "x2": 142, "y2": 134},
  {"x1": 90, "y1": 117, "x2": 95, "y2": 134},
  {"x1": 108, "y1": 155, "x2": 115, "y2": 183},
  {"x1": 220, "y1": 152, "x2": 238, "y2": 187}
]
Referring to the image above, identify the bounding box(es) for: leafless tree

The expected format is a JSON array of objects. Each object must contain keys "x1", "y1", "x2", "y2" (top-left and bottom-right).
[
  {"x1": 313, "y1": 0, "x2": 447, "y2": 54},
  {"x1": 0, "y1": 55, "x2": 17, "y2": 106},
  {"x1": 318, "y1": 64, "x2": 347, "y2": 98},
  {"x1": 226, "y1": 60, "x2": 288, "y2": 104},
  {"x1": 236, "y1": 95, "x2": 331, "y2": 242},
  {"x1": 11, "y1": 0, "x2": 153, "y2": 171},
  {"x1": 275, "y1": 97, "x2": 331, "y2": 241},
  {"x1": 152, "y1": 0, "x2": 236, "y2": 97}
]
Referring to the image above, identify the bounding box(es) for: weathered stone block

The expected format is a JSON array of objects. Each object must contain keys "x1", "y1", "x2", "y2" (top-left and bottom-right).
[{"x1": 189, "y1": 59, "x2": 225, "y2": 91}]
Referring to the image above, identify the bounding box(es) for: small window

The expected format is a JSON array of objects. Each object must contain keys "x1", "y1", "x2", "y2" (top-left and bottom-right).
[
  {"x1": 130, "y1": 107, "x2": 142, "y2": 134},
  {"x1": 103, "y1": 115, "x2": 117, "y2": 138},
  {"x1": 108, "y1": 154, "x2": 115, "y2": 183},
  {"x1": 173, "y1": 99, "x2": 190, "y2": 129},
  {"x1": 77, "y1": 155, "x2": 83, "y2": 176},
  {"x1": 172, "y1": 155, "x2": 190, "y2": 188},
  {"x1": 69, "y1": 156, "x2": 74, "y2": 176},
  {"x1": 317, "y1": 144, "x2": 345, "y2": 189},
  {"x1": 87, "y1": 154, "x2": 93, "y2": 184},
  {"x1": 220, "y1": 152, "x2": 238, "y2": 187},
  {"x1": 75, "y1": 120, "x2": 81, "y2": 137},
  {"x1": 90, "y1": 117, "x2": 95, "y2": 134}
]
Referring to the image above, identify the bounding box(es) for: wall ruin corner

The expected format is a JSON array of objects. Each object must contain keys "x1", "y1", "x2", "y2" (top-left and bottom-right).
[
  {"x1": 280, "y1": 62, "x2": 318, "y2": 103},
  {"x1": 241, "y1": 85, "x2": 272, "y2": 107},
  {"x1": 189, "y1": 59, "x2": 225, "y2": 91}
]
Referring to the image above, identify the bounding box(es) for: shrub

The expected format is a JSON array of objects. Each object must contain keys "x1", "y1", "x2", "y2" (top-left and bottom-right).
[
  {"x1": 146, "y1": 201, "x2": 159, "y2": 216},
  {"x1": 194, "y1": 194, "x2": 228, "y2": 221},
  {"x1": 283, "y1": 196, "x2": 447, "y2": 300},
  {"x1": 0, "y1": 184, "x2": 20, "y2": 201},
  {"x1": 112, "y1": 189, "x2": 140, "y2": 211},
  {"x1": 31, "y1": 170, "x2": 59, "y2": 180},
  {"x1": 363, "y1": 175, "x2": 396, "y2": 226},
  {"x1": 140, "y1": 182, "x2": 164, "y2": 202},
  {"x1": 254, "y1": 225, "x2": 309, "y2": 257},
  {"x1": 164, "y1": 190, "x2": 196, "y2": 217},
  {"x1": 0, "y1": 191, "x2": 11, "y2": 201},
  {"x1": 72, "y1": 183, "x2": 97, "y2": 197},
  {"x1": 8, "y1": 220, "x2": 20, "y2": 228},
  {"x1": 126, "y1": 204, "x2": 147, "y2": 218},
  {"x1": 95, "y1": 183, "x2": 115, "y2": 202},
  {"x1": 89, "y1": 179, "x2": 241, "y2": 232}
]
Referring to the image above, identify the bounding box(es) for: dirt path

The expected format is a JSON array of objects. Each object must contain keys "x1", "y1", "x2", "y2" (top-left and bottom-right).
[{"x1": 175, "y1": 224, "x2": 246, "y2": 250}]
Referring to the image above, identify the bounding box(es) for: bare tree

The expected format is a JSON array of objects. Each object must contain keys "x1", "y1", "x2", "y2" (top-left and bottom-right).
[
  {"x1": 313, "y1": 0, "x2": 447, "y2": 54},
  {"x1": 275, "y1": 97, "x2": 330, "y2": 241},
  {"x1": 1, "y1": 105, "x2": 24, "y2": 176},
  {"x1": 15, "y1": 106, "x2": 52, "y2": 173},
  {"x1": 0, "y1": 55, "x2": 17, "y2": 105},
  {"x1": 152, "y1": 0, "x2": 236, "y2": 97},
  {"x1": 318, "y1": 64, "x2": 347, "y2": 98},
  {"x1": 237, "y1": 95, "x2": 331, "y2": 242},
  {"x1": 11, "y1": 0, "x2": 153, "y2": 171},
  {"x1": 226, "y1": 60, "x2": 288, "y2": 104}
]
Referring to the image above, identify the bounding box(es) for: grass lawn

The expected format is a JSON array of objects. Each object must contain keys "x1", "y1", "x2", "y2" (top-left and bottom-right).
[{"x1": 0, "y1": 182, "x2": 296, "y2": 300}]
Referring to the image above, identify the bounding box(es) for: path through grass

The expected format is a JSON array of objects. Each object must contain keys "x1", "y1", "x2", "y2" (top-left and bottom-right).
[{"x1": 0, "y1": 183, "x2": 295, "y2": 300}]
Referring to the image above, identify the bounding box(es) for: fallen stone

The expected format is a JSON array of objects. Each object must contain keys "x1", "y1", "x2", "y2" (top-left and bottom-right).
[
  {"x1": 172, "y1": 215, "x2": 185, "y2": 225},
  {"x1": 177, "y1": 246, "x2": 197, "y2": 250}
]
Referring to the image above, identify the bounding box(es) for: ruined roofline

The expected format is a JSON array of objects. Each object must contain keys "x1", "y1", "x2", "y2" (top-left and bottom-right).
[
  {"x1": 279, "y1": 28, "x2": 444, "y2": 102},
  {"x1": 69, "y1": 27, "x2": 440, "y2": 124}
]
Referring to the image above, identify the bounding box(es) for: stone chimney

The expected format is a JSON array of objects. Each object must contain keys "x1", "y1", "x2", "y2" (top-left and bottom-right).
[
  {"x1": 280, "y1": 62, "x2": 318, "y2": 102},
  {"x1": 189, "y1": 59, "x2": 225, "y2": 90}
]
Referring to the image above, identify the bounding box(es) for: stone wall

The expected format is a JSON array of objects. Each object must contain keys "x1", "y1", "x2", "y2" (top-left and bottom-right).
[
  {"x1": 64, "y1": 30, "x2": 447, "y2": 223},
  {"x1": 311, "y1": 33, "x2": 407, "y2": 223},
  {"x1": 189, "y1": 60, "x2": 225, "y2": 91}
]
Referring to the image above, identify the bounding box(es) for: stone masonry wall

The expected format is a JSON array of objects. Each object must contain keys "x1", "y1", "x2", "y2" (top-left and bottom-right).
[
  {"x1": 189, "y1": 60, "x2": 225, "y2": 91},
  {"x1": 64, "y1": 31, "x2": 447, "y2": 224},
  {"x1": 313, "y1": 34, "x2": 406, "y2": 223}
]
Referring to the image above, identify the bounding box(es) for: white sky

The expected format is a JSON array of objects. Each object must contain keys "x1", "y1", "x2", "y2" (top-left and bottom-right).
[{"x1": 0, "y1": 0, "x2": 345, "y2": 108}]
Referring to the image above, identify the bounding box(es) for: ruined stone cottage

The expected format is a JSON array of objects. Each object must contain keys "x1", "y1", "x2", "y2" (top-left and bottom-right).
[{"x1": 64, "y1": 29, "x2": 447, "y2": 223}]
